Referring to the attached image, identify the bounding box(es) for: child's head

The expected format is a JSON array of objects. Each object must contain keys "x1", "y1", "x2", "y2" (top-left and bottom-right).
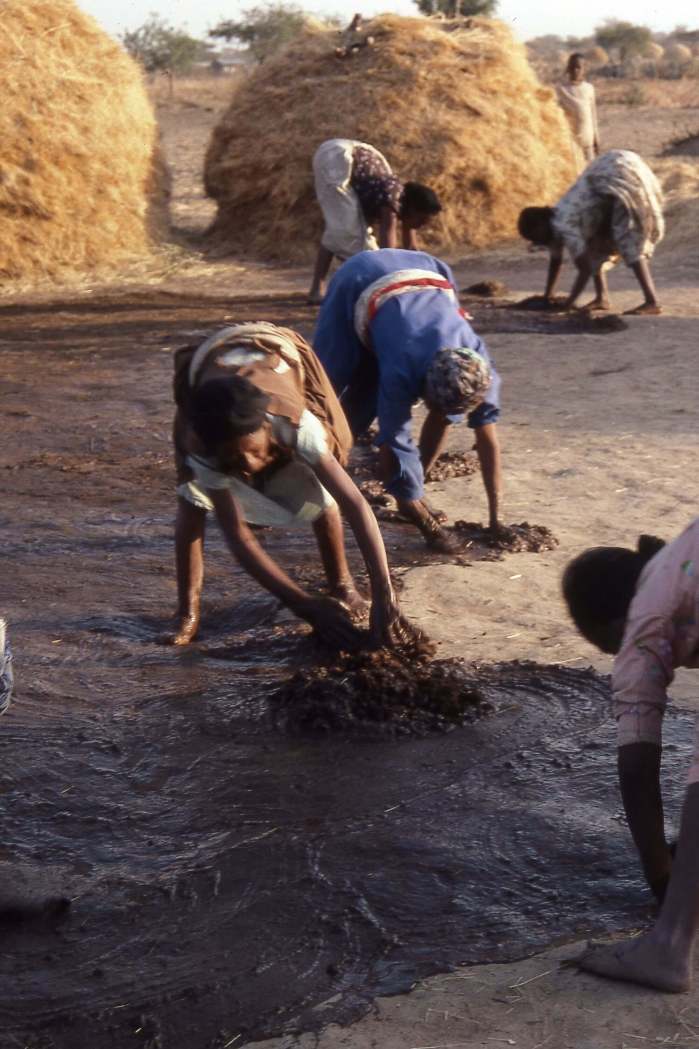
[
  {"x1": 187, "y1": 377, "x2": 273, "y2": 478},
  {"x1": 518, "y1": 206, "x2": 555, "y2": 247},
  {"x1": 401, "y1": 182, "x2": 442, "y2": 230},
  {"x1": 566, "y1": 52, "x2": 585, "y2": 82},
  {"x1": 562, "y1": 535, "x2": 665, "y2": 653}
]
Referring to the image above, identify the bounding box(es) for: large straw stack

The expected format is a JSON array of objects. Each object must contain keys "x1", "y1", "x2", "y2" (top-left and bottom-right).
[
  {"x1": 0, "y1": 0, "x2": 169, "y2": 284},
  {"x1": 204, "y1": 15, "x2": 578, "y2": 261}
]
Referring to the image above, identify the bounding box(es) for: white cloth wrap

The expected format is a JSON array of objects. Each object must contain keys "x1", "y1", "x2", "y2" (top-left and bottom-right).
[
  {"x1": 312, "y1": 139, "x2": 384, "y2": 259},
  {"x1": 178, "y1": 411, "x2": 335, "y2": 526},
  {"x1": 353, "y1": 268, "x2": 457, "y2": 347}
]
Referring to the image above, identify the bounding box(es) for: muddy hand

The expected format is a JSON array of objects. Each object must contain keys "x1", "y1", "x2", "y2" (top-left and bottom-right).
[
  {"x1": 300, "y1": 596, "x2": 363, "y2": 650},
  {"x1": 487, "y1": 520, "x2": 514, "y2": 541},
  {"x1": 369, "y1": 595, "x2": 421, "y2": 648}
]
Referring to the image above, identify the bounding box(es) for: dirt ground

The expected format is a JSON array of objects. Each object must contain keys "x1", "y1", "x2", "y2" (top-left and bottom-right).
[{"x1": 0, "y1": 77, "x2": 698, "y2": 1049}]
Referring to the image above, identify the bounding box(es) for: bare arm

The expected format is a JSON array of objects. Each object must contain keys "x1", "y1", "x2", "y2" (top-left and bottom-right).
[
  {"x1": 210, "y1": 488, "x2": 358, "y2": 647},
  {"x1": 378, "y1": 206, "x2": 398, "y2": 249},
  {"x1": 565, "y1": 253, "x2": 593, "y2": 308},
  {"x1": 473, "y1": 423, "x2": 502, "y2": 530},
  {"x1": 618, "y1": 741, "x2": 672, "y2": 898},
  {"x1": 312, "y1": 453, "x2": 410, "y2": 645},
  {"x1": 419, "y1": 408, "x2": 450, "y2": 477},
  {"x1": 401, "y1": 219, "x2": 419, "y2": 251},
  {"x1": 544, "y1": 250, "x2": 564, "y2": 300}
]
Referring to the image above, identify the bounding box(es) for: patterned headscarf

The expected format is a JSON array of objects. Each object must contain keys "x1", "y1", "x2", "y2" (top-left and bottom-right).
[{"x1": 424, "y1": 347, "x2": 491, "y2": 416}]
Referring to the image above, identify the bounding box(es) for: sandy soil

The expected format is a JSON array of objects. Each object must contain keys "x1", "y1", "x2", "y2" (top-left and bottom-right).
[{"x1": 0, "y1": 77, "x2": 698, "y2": 1048}]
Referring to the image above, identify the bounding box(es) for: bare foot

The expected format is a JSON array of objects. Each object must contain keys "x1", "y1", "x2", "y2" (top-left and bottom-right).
[
  {"x1": 624, "y1": 302, "x2": 663, "y2": 316},
  {"x1": 161, "y1": 613, "x2": 199, "y2": 646},
  {"x1": 423, "y1": 526, "x2": 465, "y2": 555},
  {"x1": 576, "y1": 934, "x2": 690, "y2": 993},
  {"x1": 580, "y1": 298, "x2": 610, "y2": 312},
  {"x1": 331, "y1": 582, "x2": 369, "y2": 620}
]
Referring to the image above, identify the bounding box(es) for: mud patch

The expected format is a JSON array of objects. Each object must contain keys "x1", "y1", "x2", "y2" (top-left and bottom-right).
[
  {"x1": 0, "y1": 287, "x2": 685, "y2": 1049},
  {"x1": 425, "y1": 450, "x2": 478, "y2": 482},
  {"x1": 462, "y1": 279, "x2": 509, "y2": 298},
  {"x1": 465, "y1": 295, "x2": 628, "y2": 335},
  {"x1": 272, "y1": 649, "x2": 491, "y2": 738},
  {"x1": 453, "y1": 519, "x2": 560, "y2": 555}
]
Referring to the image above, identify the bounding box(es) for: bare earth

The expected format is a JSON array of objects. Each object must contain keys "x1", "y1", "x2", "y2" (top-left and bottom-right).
[{"x1": 0, "y1": 78, "x2": 698, "y2": 1048}]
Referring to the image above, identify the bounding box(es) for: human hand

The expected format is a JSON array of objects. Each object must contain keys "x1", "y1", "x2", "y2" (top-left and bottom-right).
[
  {"x1": 369, "y1": 592, "x2": 423, "y2": 648},
  {"x1": 298, "y1": 596, "x2": 363, "y2": 650}
]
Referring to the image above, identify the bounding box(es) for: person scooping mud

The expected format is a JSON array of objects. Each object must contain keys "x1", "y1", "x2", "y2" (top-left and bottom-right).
[
  {"x1": 169, "y1": 322, "x2": 414, "y2": 649},
  {"x1": 563, "y1": 518, "x2": 699, "y2": 992},
  {"x1": 518, "y1": 149, "x2": 664, "y2": 315},
  {"x1": 313, "y1": 249, "x2": 502, "y2": 553}
]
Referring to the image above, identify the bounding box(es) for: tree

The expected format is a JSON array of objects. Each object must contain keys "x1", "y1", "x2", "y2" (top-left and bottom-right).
[
  {"x1": 122, "y1": 14, "x2": 206, "y2": 74},
  {"x1": 413, "y1": 0, "x2": 498, "y2": 16},
  {"x1": 594, "y1": 20, "x2": 653, "y2": 62},
  {"x1": 209, "y1": 3, "x2": 311, "y2": 62}
]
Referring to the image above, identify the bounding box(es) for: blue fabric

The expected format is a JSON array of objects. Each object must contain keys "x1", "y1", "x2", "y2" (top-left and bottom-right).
[{"x1": 313, "y1": 249, "x2": 501, "y2": 501}]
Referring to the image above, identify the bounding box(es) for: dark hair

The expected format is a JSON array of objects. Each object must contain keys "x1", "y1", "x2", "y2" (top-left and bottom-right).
[
  {"x1": 518, "y1": 206, "x2": 555, "y2": 244},
  {"x1": 562, "y1": 534, "x2": 665, "y2": 646},
  {"x1": 187, "y1": 377, "x2": 270, "y2": 453},
  {"x1": 568, "y1": 52, "x2": 585, "y2": 65},
  {"x1": 402, "y1": 182, "x2": 442, "y2": 216}
]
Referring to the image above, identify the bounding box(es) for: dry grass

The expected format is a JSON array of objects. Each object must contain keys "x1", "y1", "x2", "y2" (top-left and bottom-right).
[
  {"x1": 0, "y1": 0, "x2": 169, "y2": 284},
  {"x1": 203, "y1": 15, "x2": 578, "y2": 262},
  {"x1": 596, "y1": 78, "x2": 699, "y2": 109}
]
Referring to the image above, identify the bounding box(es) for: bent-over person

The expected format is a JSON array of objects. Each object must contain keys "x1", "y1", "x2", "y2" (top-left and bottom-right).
[
  {"x1": 170, "y1": 322, "x2": 413, "y2": 649},
  {"x1": 313, "y1": 249, "x2": 502, "y2": 552},
  {"x1": 308, "y1": 138, "x2": 441, "y2": 303},
  {"x1": 563, "y1": 518, "x2": 699, "y2": 991},
  {"x1": 518, "y1": 149, "x2": 664, "y2": 315}
]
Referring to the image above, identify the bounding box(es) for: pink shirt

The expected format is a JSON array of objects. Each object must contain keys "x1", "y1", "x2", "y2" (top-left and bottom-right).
[{"x1": 613, "y1": 519, "x2": 699, "y2": 778}]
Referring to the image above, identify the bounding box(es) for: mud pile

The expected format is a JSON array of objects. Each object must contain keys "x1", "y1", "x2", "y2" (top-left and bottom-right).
[
  {"x1": 454, "y1": 520, "x2": 559, "y2": 553},
  {"x1": 426, "y1": 450, "x2": 479, "y2": 482},
  {"x1": 272, "y1": 648, "x2": 492, "y2": 738}
]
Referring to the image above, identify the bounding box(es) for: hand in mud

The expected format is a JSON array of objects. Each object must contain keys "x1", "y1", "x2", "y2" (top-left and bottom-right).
[
  {"x1": 299, "y1": 596, "x2": 363, "y2": 650},
  {"x1": 369, "y1": 594, "x2": 422, "y2": 649}
]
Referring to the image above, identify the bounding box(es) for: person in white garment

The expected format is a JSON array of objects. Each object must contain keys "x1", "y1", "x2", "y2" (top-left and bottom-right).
[{"x1": 557, "y1": 53, "x2": 600, "y2": 173}]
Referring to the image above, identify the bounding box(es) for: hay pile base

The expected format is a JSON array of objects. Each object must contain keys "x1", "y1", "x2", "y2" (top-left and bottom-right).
[
  {"x1": 204, "y1": 15, "x2": 577, "y2": 261},
  {"x1": 0, "y1": 0, "x2": 168, "y2": 284},
  {"x1": 271, "y1": 648, "x2": 492, "y2": 738}
]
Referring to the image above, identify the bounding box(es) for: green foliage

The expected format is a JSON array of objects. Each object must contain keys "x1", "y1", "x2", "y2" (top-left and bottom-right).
[
  {"x1": 594, "y1": 19, "x2": 653, "y2": 61},
  {"x1": 122, "y1": 13, "x2": 206, "y2": 73},
  {"x1": 413, "y1": 0, "x2": 498, "y2": 14},
  {"x1": 209, "y1": 3, "x2": 311, "y2": 62}
]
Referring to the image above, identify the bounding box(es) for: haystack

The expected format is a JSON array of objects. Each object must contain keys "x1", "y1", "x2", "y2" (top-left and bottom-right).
[
  {"x1": 204, "y1": 15, "x2": 578, "y2": 261},
  {"x1": 0, "y1": 0, "x2": 168, "y2": 284}
]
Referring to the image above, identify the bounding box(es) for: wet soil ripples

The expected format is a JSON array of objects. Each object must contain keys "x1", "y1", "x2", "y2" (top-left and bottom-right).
[{"x1": 0, "y1": 290, "x2": 684, "y2": 1049}]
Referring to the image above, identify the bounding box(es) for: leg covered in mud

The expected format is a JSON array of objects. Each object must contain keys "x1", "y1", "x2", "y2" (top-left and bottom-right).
[{"x1": 171, "y1": 497, "x2": 206, "y2": 645}]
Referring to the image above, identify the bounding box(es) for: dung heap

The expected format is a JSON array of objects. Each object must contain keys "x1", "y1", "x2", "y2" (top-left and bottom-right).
[
  {"x1": 0, "y1": 0, "x2": 169, "y2": 284},
  {"x1": 204, "y1": 15, "x2": 577, "y2": 261}
]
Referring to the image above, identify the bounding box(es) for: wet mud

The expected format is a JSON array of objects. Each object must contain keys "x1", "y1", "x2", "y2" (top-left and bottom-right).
[
  {"x1": 454, "y1": 519, "x2": 560, "y2": 555},
  {"x1": 462, "y1": 279, "x2": 509, "y2": 298},
  {"x1": 0, "y1": 288, "x2": 683, "y2": 1049},
  {"x1": 461, "y1": 294, "x2": 629, "y2": 335},
  {"x1": 271, "y1": 648, "x2": 490, "y2": 738}
]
